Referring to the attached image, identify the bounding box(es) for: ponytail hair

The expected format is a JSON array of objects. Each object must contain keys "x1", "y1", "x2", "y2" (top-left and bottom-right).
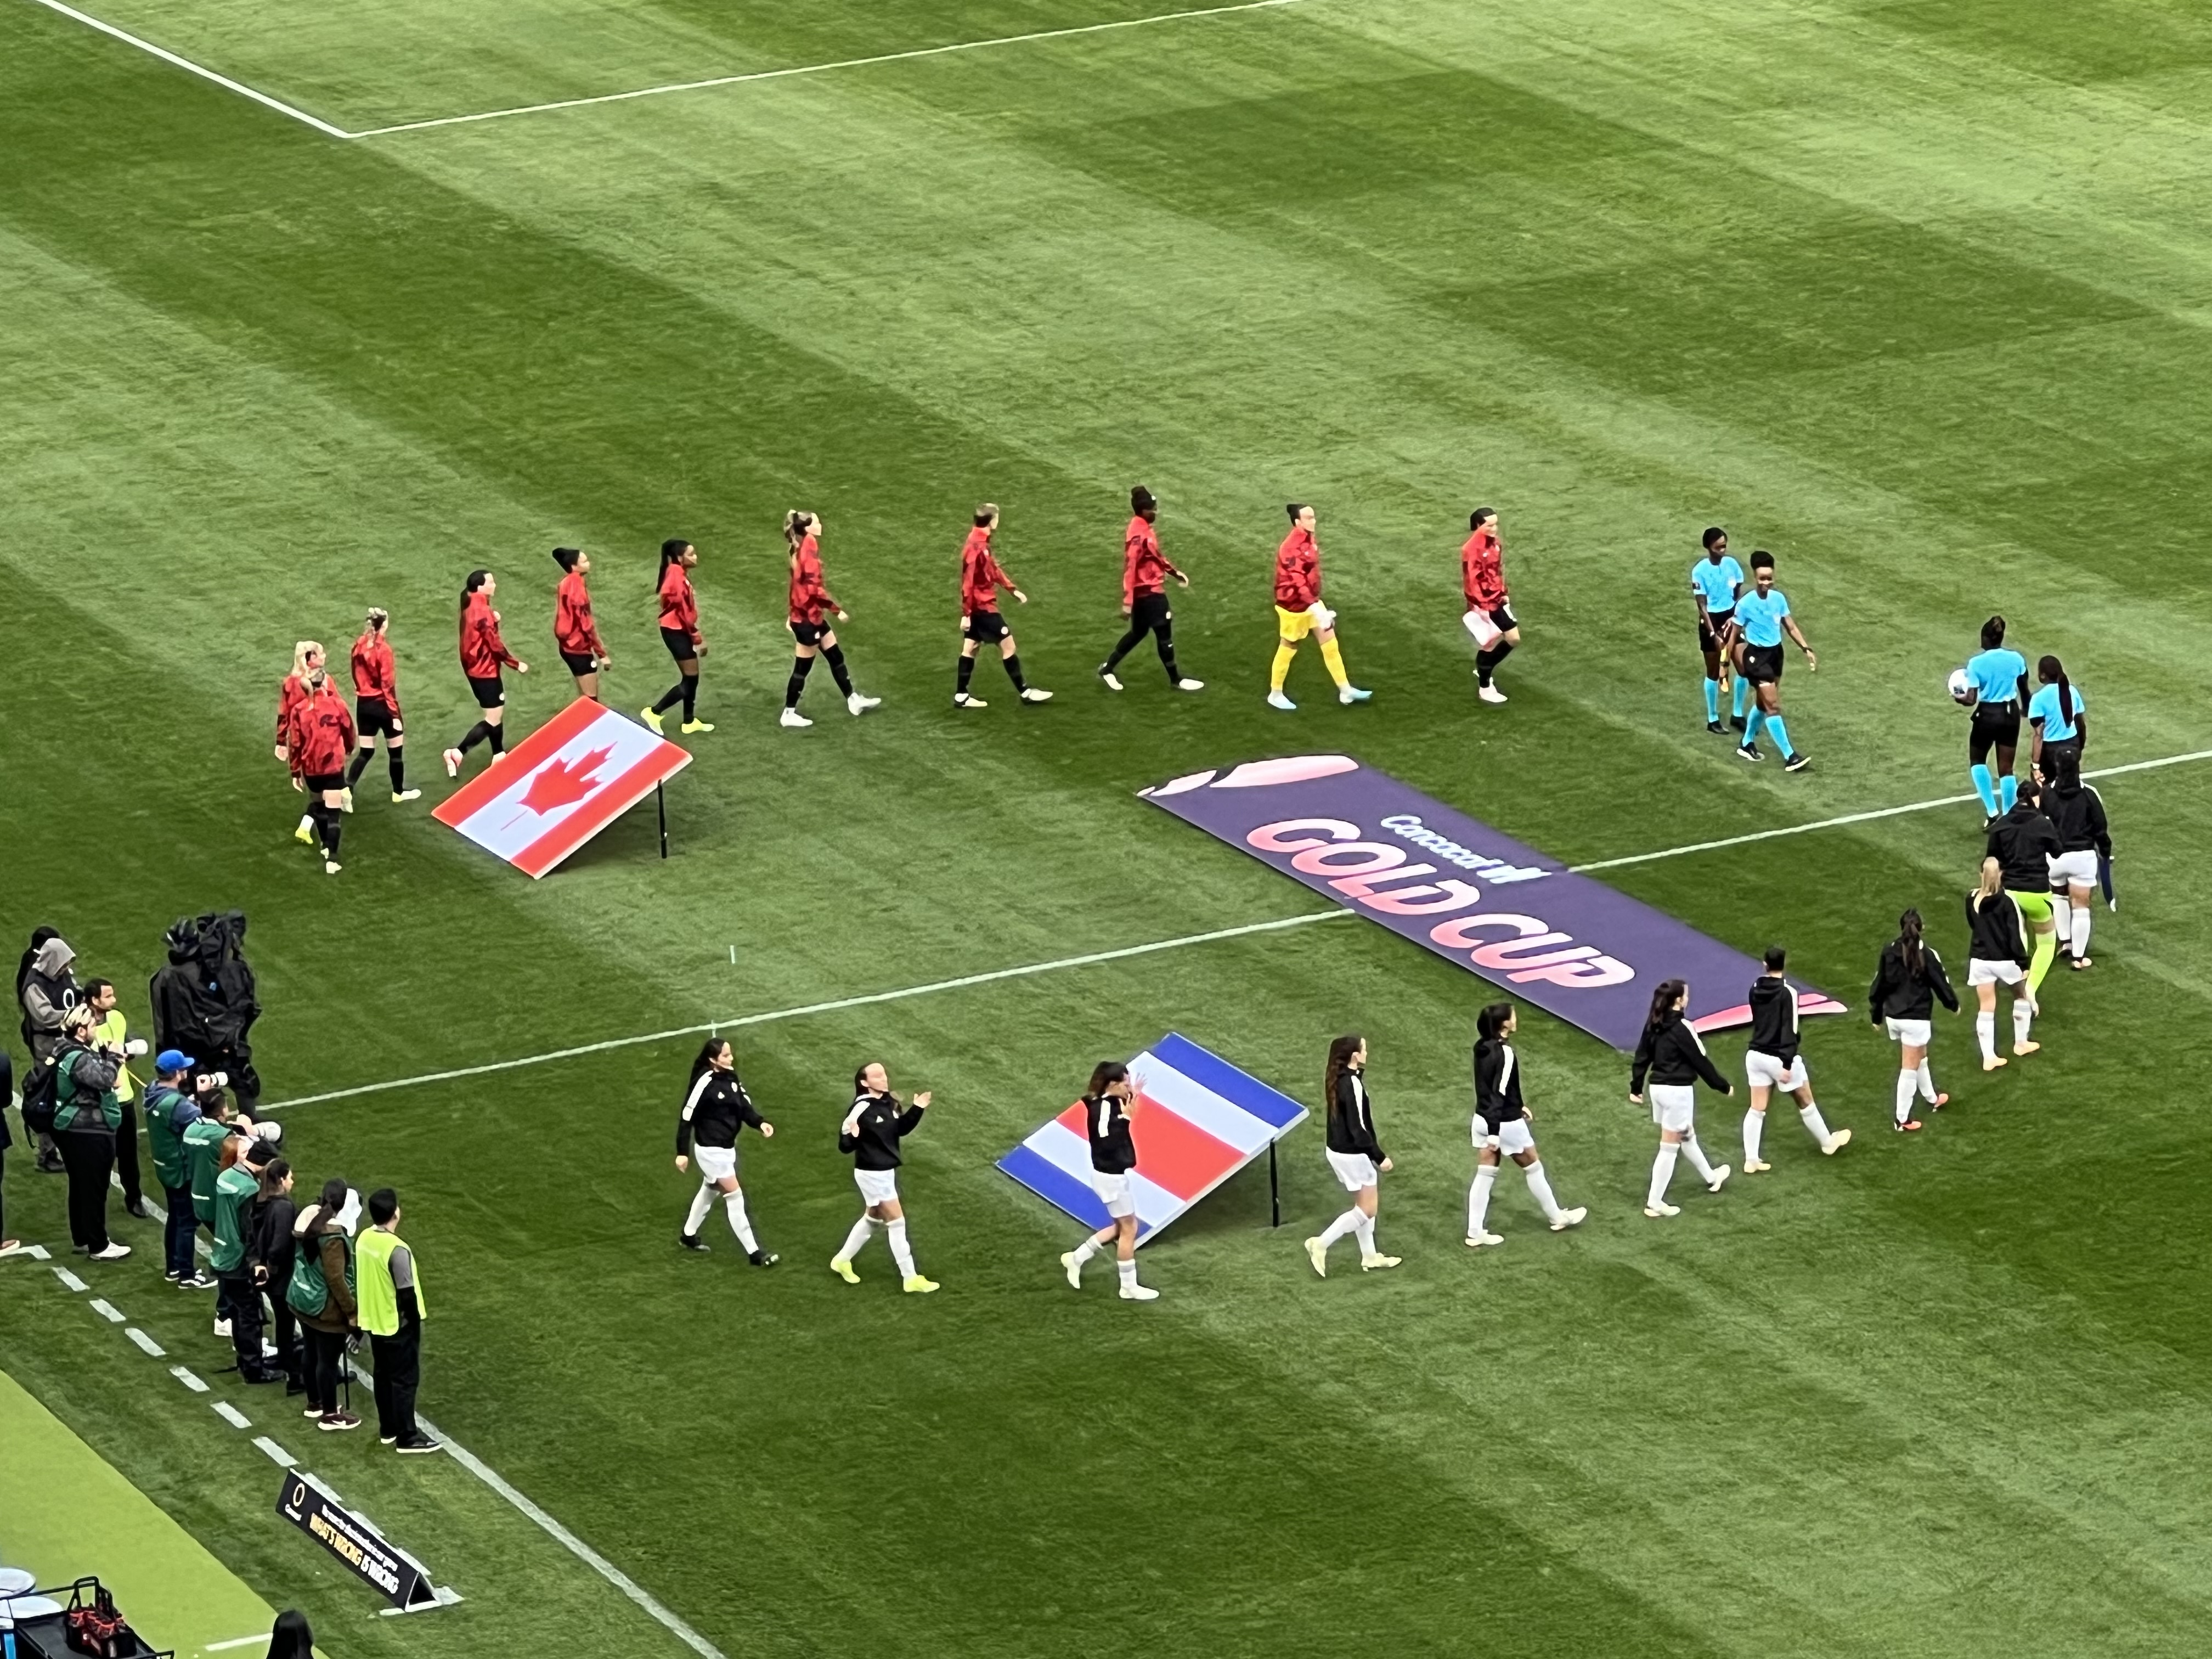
[
  {"x1": 551, "y1": 547, "x2": 580, "y2": 573},
  {"x1": 1086, "y1": 1059, "x2": 1128, "y2": 1098},
  {"x1": 1644, "y1": 978, "x2": 1686, "y2": 1031},
  {"x1": 1974, "y1": 857, "x2": 2002, "y2": 904},
  {"x1": 364, "y1": 607, "x2": 389, "y2": 633},
  {"x1": 1322, "y1": 1034, "x2": 1362, "y2": 1104},
  {"x1": 783, "y1": 511, "x2": 813, "y2": 549},
  {"x1": 1898, "y1": 908, "x2": 1925, "y2": 977},
  {"x1": 2038, "y1": 653, "x2": 2072, "y2": 728},
  {"x1": 657, "y1": 540, "x2": 691, "y2": 589},
  {"x1": 291, "y1": 640, "x2": 321, "y2": 679},
  {"x1": 2054, "y1": 750, "x2": 2083, "y2": 793},
  {"x1": 1980, "y1": 614, "x2": 2006, "y2": 650},
  {"x1": 460, "y1": 569, "x2": 490, "y2": 616},
  {"x1": 690, "y1": 1037, "x2": 729, "y2": 1084},
  {"x1": 1475, "y1": 1001, "x2": 1514, "y2": 1044}
]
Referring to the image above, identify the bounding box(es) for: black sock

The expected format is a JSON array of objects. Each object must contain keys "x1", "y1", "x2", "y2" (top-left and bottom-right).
[
  {"x1": 957, "y1": 656, "x2": 976, "y2": 696},
  {"x1": 681, "y1": 674, "x2": 698, "y2": 722},
  {"x1": 1104, "y1": 624, "x2": 1145, "y2": 671},
  {"x1": 785, "y1": 654, "x2": 815, "y2": 709},
  {"x1": 459, "y1": 721, "x2": 491, "y2": 754},
  {"x1": 1475, "y1": 646, "x2": 1502, "y2": 686},
  {"x1": 1156, "y1": 622, "x2": 1180, "y2": 682},
  {"x1": 653, "y1": 683, "x2": 685, "y2": 715},
  {"x1": 823, "y1": 644, "x2": 854, "y2": 697},
  {"x1": 346, "y1": 748, "x2": 373, "y2": 785},
  {"x1": 388, "y1": 749, "x2": 405, "y2": 792},
  {"x1": 489, "y1": 724, "x2": 506, "y2": 755},
  {"x1": 1003, "y1": 653, "x2": 1028, "y2": 692},
  {"x1": 317, "y1": 806, "x2": 341, "y2": 859},
  {"x1": 1492, "y1": 639, "x2": 1516, "y2": 668}
]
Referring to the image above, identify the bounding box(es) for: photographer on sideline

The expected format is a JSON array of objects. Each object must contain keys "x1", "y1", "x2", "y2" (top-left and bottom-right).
[
  {"x1": 52, "y1": 1004, "x2": 129, "y2": 1260},
  {"x1": 358, "y1": 1189, "x2": 439, "y2": 1454},
  {"x1": 142, "y1": 1052, "x2": 223, "y2": 1288},
  {"x1": 86, "y1": 978, "x2": 150, "y2": 1218},
  {"x1": 211, "y1": 1138, "x2": 283, "y2": 1383}
]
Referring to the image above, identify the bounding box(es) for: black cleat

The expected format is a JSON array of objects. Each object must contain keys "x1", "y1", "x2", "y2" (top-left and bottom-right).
[
  {"x1": 1784, "y1": 751, "x2": 1812, "y2": 772},
  {"x1": 1735, "y1": 743, "x2": 1763, "y2": 763},
  {"x1": 1706, "y1": 720, "x2": 1725, "y2": 735},
  {"x1": 679, "y1": 1232, "x2": 710, "y2": 1253},
  {"x1": 1730, "y1": 714, "x2": 1748, "y2": 733},
  {"x1": 749, "y1": 1249, "x2": 780, "y2": 1268}
]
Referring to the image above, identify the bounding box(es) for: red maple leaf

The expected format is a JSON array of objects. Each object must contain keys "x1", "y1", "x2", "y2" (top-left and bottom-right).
[{"x1": 517, "y1": 746, "x2": 613, "y2": 815}]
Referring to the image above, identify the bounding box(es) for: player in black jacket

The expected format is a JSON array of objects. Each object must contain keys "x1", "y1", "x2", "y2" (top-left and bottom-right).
[
  {"x1": 1868, "y1": 909, "x2": 1959, "y2": 1132},
  {"x1": 831, "y1": 1062, "x2": 936, "y2": 1292},
  {"x1": 2041, "y1": 753, "x2": 2112, "y2": 970},
  {"x1": 674, "y1": 1039, "x2": 778, "y2": 1266},
  {"x1": 1986, "y1": 787, "x2": 2063, "y2": 998},
  {"x1": 1965, "y1": 859, "x2": 2035, "y2": 1072},
  {"x1": 1741, "y1": 946, "x2": 1848, "y2": 1171},
  {"x1": 1305, "y1": 1036, "x2": 1400, "y2": 1276},
  {"x1": 1464, "y1": 1002, "x2": 1585, "y2": 1248},
  {"x1": 1059, "y1": 1062, "x2": 1158, "y2": 1300},
  {"x1": 1629, "y1": 979, "x2": 1734, "y2": 1217}
]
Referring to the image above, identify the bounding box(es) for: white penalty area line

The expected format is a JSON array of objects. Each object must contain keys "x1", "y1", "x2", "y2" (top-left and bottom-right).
[{"x1": 24, "y1": 0, "x2": 1306, "y2": 143}]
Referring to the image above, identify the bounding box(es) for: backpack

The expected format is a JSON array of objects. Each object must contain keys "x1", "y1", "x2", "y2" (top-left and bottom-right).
[{"x1": 20, "y1": 1054, "x2": 57, "y2": 1134}]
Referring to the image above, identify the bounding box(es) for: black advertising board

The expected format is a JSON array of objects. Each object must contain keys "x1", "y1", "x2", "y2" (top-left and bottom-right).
[{"x1": 276, "y1": 1471, "x2": 441, "y2": 1610}]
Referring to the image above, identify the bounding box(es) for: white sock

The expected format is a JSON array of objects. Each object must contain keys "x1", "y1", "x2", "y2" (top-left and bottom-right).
[
  {"x1": 1319, "y1": 1208, "x2": 1362, "y2": 1248},
  {"x1": 837, "y1": 1216, "x2": 874, "y2": 1262},
  {"x1": 723, "y1": 1190, "x2": 757, "y2": 1252},
  {"x1": 1894, "y1": 1069, "x2": 1916, "y2": 1124},
  {"x1": 1798, "y1": 1102, "x2": 1831, "y2": 1143},
  {"x1": 2013, "y1": 996, "x2": 2034, "y2": 1047},
  {"x1": 1917, "y1": 1059, "x2": 1939, "y2": 1103},
  {"x1": 1647, "y1": 1144, "x2": 1678, "y2": 1209},
  {"x1": 2072, "y1": 903, "x2": 2091, "y2": 958},
  {"x1": 297, "y1": 812, "x2": 313, "y2": 833},
  {"x1": 1353, "y1": 1215, "x2": 1378, "y2": 1257},
  {"x1": 1071, "y1": 1238, "x2": 1102, "y2": 1266},
  {"x1": 1523, "y1": 1161, "x2": 1565, "y2": 1223},
  {"x1": 683, "y1": 1183, "x2": 715, "y2": 1237},
  {"x1": 1116, "y1": 1257, "x2": 1138, "y2": 1290},
  {"x1": 1466, "y1": 1165, "x2": 1498, "y2": 1235},
  {"x1": 1743, "y1": 1108, "x2": 1765, "y2": 1164},
  {"x1": 1976, "y1": 1011, "x2": 1997, "y2": 1064},
  {"x1": 887, "y1": 1218, "x2": 917, "y2": 1278},
  {"x1": 1678, "y1": 1132, "x2": 1718, "y2": 1182}
]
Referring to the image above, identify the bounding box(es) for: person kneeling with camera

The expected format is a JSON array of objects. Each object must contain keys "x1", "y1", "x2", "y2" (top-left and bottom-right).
[{"x1": 143, "y1": 1052, "x2": 228, "y2": 1288}]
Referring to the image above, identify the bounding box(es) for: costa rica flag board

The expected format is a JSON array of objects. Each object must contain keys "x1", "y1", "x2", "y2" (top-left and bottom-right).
[
  {"x1": 432, "y1": 698, "x2": 690, "y2": 878},
  {"x1": 996, "y1": 1034, "x2": 1307, "y2": 1245}
]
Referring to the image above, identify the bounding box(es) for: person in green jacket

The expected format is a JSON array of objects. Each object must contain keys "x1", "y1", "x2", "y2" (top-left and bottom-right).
[
  {"x1": 142, "y1": 1052, "x2": 218, "y2": 1288},
  {"x1": 51, "y1": 1005, "x2": 128, "y2": 1260},
  {"x1": 211, "y1": 1139, "x2": 281, "y2": 1384},
  {"x1": 357, "y1": 1189, "x2": 438, "y2": 1454}
]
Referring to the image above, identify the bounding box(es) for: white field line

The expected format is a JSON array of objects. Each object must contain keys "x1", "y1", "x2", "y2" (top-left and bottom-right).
[
  {"x1": 25, "y1": 0, "x2": 1307, "y2": 143},
  {"x1": 125, "y1": 1327, "x2": 166, "y2": 1356},
  {"x1": 261, "y1": 909, "x2": 1351, "y2": 1110},
  {"x1": 212, "y1": 1400, "x2": 252, "y2": 1429},
  {"x1": 262, "y1": 744, "x2": 2210, "y2": 1112},
  {"x1": 251, "y1": 1435, "x2": 296, "y2": 1467},
  {"x1": 344, "y1": 0, "x2": 1307, "y2": 138},
  {"x1": 22, "y1": 0, "x2": 352, "y2": 136}
]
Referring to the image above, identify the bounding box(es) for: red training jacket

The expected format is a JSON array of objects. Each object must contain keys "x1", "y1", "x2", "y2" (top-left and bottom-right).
[
  {"x1": 459, "y1": 592, "x2": 520, "y2": 679},
  {"x1": 275, "y1": 673, "x2": 309, "y2": 749},
  {"x1": 961, "y1": 527, "x2": 1016, "y2": 616},
  {"x1": 1462, "y1": 528, "x2": 1507, "y2": 610},
  {"x1": 788, "y1": 535, "x2": 840, "y2": 628},
  {"x1": 554, "y1": 572, "x2": 605, "y2": 657},
  {"x1": 285, "y1": 681, "x2": 357, "y2": 778},
  {"x1": 1274, "y1": 527, "x2": 1321, "y2": 610},
  {"x1": 351, "y1": 631, "x2": 399, "y2": 715},
  {"x1": 657, "y1": 563, "x2": 701, "y2": 644},
  {"x1": 1122, "y1": 516, "x2": 1179, "y2": 606}
]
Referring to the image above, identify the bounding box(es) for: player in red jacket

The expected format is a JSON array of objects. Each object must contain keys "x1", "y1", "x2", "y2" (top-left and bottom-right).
[
  {"x1": 1460, "y1": 507, "x2": 1520, "y2": 705},
  {"x1": 442, "y1": 569, "x2": 528, "y2": 778},
  {"x1": 551, "y1": 548, "x2": 611, "y2": 702},
  {"x1": 644, "y1": 539, "x2": 710, "y2": 735},
  {"x1": 1267, "y1": 504, "x2": 1369, "y2": 710},
  {"x1": 274, "y1": 641, "x2": 325, "y2": 847},
  {"x1": 780, "y1": 512, "x2": 880, "y2": 729},
  {"x1": 345, "y1": 608, "x2": 420, "y2": 805},
  {"x1": 286, "y1": 663, "x2": 358, "y2": 874},
  {"x1": 1097, "y1": 486, "x2": 1201, "y2": 695},
  {"x1": 955, "y1": 504, "x2": 1050, "y2": 708}
]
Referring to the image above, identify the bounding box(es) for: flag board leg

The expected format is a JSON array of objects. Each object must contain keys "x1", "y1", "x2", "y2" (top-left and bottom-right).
[
  {"x1": 657, "y1": 782, "x2": 668, "y2": 860},
  {"x1": 1268, "y1": 1141, "x2": 1280, "y2": 1229}
]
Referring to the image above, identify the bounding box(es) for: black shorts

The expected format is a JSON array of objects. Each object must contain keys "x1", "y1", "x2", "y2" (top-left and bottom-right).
[
  {"x1": 661, "y1": 627, "x2": 697, "y2": 663},
  {"x1": 303, "y1": 771, "x2": 345, "y2": 794},
  {"x1": 2039, "y1": 736, "x2": 2083, "y2": 777},
  {"x1": 1968, "y1": 703, "x2": 2021, "y2": 764},
  {"x1": 1741, "y1": 643, "x2": 1785, "y2": 685},
  {"x1": 1486, "y1": 601, "x2": 1517, "y2": 633},
  {"x1": 789, "y1": 620, "x2": 833, "y2": 647},
  {"x1": 466, "y1": 674, "x2": 505, "y2": 709},
  {"x1": 964, "y1": 609, "x2": 1009, "y2": 645},
  {"x1": 1699, "y1": 608, "x2": 1734, "y2": 656},
  {"x1": 559, "y1": 650, "x2": 599, "y2": 676},
  {"x1": 355, "y1": 697, "x2": 400, "y2": 738},
  {"x1": 1127, "y1": 591, "x2": 1171, "y2": 631}
]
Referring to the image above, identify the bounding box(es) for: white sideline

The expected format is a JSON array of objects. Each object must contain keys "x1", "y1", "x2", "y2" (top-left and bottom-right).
[
  {"x1": 261, "y1": 743, "x2": 2210, "y2": 1113},
  {"x1": 24, "y1": 0, "x2": 1307, "y2": 142}
]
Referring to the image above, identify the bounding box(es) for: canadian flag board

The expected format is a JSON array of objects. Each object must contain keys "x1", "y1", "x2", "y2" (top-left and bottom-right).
[{"x1": 433, "y1": 699, "x2": 691, "y2": 878}]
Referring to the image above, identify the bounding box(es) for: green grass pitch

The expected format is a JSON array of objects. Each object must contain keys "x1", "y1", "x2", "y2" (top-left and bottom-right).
[{"x1": 5, "y1": 1, "x2": 2212, "y2": 1655}]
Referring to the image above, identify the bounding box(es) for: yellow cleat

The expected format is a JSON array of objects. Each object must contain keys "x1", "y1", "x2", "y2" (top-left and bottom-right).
[
  {"x1": 294, "y1": 822, "x2": 315, "y2": 847},
  {"x1": 680, "y1": 719, "x2": 715, "y2": 734},
  {"x1": 902, "y1": 1274, "x2": 939, "y2": 1294},
  {"x1": 640, "y1": 707, "x2": 663, "y2": 733},
  {"x1": 830, "y1": 1257, "x2": 859, "y2": 1284}
]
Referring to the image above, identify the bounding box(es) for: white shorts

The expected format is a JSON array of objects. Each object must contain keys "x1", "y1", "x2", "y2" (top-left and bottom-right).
[
  {"x1": 1884, "y1": 1017, "x2": 1932, "y2": 1048},
  {"x1": 692, "y1": 1144, "x2": 737, "y2": 1184},
  {"x1": 1967, "y1": 958, "x2": 2025, "y2": 987},
  {"x1": 1090, "y1": 1169, "x2": 1136, "y2": 1218},
  {"x1": 1744, "y1": 1049, "x2": 1807, "y2": 1092},
  {"x1": 2048, "y1": 849, "x2": 2098, "y2": 888},
  {"x1": 1324, "y1": 1149, "x2": 1378, "y2": 1192},
  {"x1": 1473, "y1": 1117, "x2": 1535, "y2": 1156},
  {"x1": 1649, "y1": 1084, "x2": 1696, "y2": 1134},
  {"x1": 854, "y1": 1167, "x2": 899, "y2": 1207}
]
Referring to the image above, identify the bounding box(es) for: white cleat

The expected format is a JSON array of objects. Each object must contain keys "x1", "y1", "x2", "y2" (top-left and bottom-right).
[
  {"x1": 392, "y1": 788, "x2": 422, "y2": 804},
  {"x1": 1359, "y1": 1253, "x2": 1401, "y2": 1271},
  {"x1": 1706, "y1": 1164, "x2": 1732, "y2": 1193},
  {"x1": 442, "y1": 747, "x2": 462, "y2": 777},
  {"x1": 324, "y1": 860, "x2": 342, "y2": 877},
  {"x1": 89, "y1": 1242, "x2": 131, "y2": 1261},
  {"x1": 1059, "y1": 1251, "x2": 1082, "y2": 1289},
  {"x1": 1743, "y1": 1159, "x2": 1773, "y2": 1175},
  {"x1": 1267, "y1": 690, "x2": 1297, "y2": 712},
  {"x1": 1464, "y1": 1231, "x2": 1505, "y2": 1249},
  {"x1": 1338, "y1": 685, "x2": 1373, "y2": 704},
  {"x1": 1098, "y1": 668, "x2": 1124, "y2": 692},
  {"x1": 780, "y1": 708, "x2": 812, "y2": 728},
  {"x1": 1019, "y1": 686, "x2": 1053, "y2": 703},
  {"x1": 954, "y1": 692, "x2": 987, "y2": 709},
  {"x1": 1821, "y1": 1129, "x2": 1852, "y2": 1155},
  {"x1": 1303, "y1": 1236, "x2": 1328, "y2": 1277},
  {"x1": 1477, "y1": 684, "x2": 1509, "y2": 705},
  {"x1": 1644, "y1": 1201, "x2": 1681, "y2": 1218},
  {"x1": 1118, "y1": 1283, "x2": 1160, "y2": 1301},
  {"x1": 1549, "y1": 1206, "x2": 1588, "y2": 1232},
  {"x1": 847, "y1": 692, "x2": 880, "y2": 715},
  {"x1": 1175, "y1": 678, "x2": 1205, "y2": 692}
]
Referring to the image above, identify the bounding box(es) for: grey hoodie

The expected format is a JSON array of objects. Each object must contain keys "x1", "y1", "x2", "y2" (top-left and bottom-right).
[{"x1": 21, "y1": 936, "x2": 77, "y2": 1062}]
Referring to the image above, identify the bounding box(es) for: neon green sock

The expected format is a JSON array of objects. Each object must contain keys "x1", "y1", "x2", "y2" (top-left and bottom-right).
[{"x1": 2028, "y1": 925, "x2": 2058, "y2": 995}]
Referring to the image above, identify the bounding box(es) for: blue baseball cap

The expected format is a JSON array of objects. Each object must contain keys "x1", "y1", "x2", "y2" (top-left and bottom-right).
[{"x1": 155, "y1": 1049, "x2": 194, "y2": 1074}]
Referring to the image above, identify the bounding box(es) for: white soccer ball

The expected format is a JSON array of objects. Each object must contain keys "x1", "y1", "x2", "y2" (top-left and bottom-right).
[{"x1": 1946, "y1": 668, "x2": 1971, "y2": 703}]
